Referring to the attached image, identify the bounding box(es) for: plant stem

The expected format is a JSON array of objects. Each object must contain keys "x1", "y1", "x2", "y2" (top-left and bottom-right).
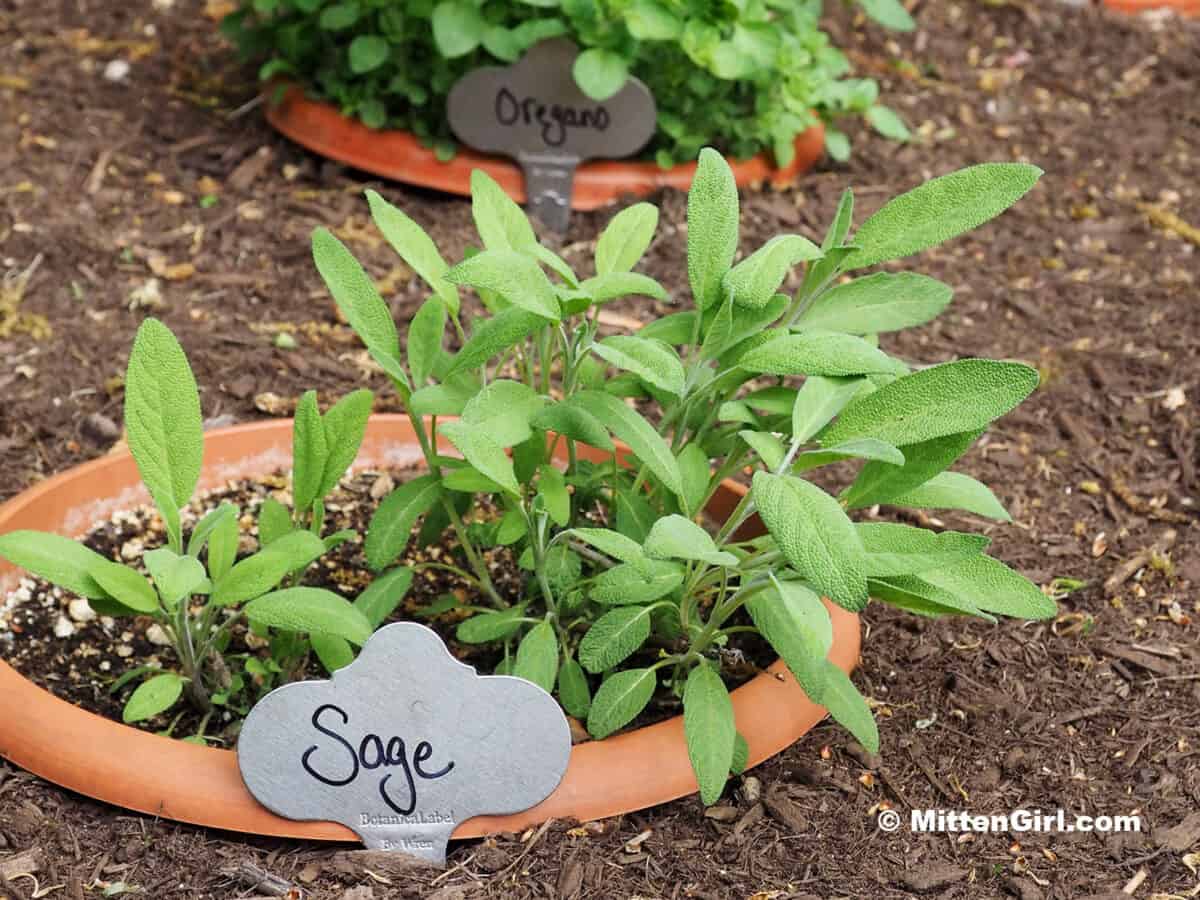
[{"x1": 407, "y1": 410, "x2": 505, "y2": 608}]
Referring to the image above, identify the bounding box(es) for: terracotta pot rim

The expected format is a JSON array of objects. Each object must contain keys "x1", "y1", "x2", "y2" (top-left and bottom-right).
[
  {"x1": 1103, "y1": 0, "x2": 1199, "y2": 13},
  {"x1": 263, "y1": 84, "x2": 826, "y2": 211},
  {"x1": 0, "y1": 415, "x2": 860, "y2": 842}
]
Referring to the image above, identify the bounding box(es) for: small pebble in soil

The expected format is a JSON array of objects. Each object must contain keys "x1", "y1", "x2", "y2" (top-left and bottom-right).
[
  {"x1": 145, "y1": 624, "x2": 171, "y2": 647},
  {"x1": 53, "y1": 615, "x2": 75, "y2": 638},
  {"x1": 68, "y1": 598, "x2": 96, "y2": 623},
  {"x1": 103, "y1": 59, "x2": 130, "y2": 82}
]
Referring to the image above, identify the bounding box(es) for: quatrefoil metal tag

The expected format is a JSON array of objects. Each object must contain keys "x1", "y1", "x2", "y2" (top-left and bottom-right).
[
  {"x1": 447, "y1": 37, "x2": 657, "y2": 231},
  {"x1": 238, "y1": 622, "x2": 571, "y2": 865}
]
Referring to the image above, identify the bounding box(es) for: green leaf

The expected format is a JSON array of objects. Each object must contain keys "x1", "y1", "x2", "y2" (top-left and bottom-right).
[
  {"x1": 818, "y1": 661, "x2": 879, "y2": 752},
  {"x1": 313, "y1": 228, "x2": 399, "y2": 361},
  {"x1": 122, "y1": 673, "x2": 184, "y2": 723},
  {"x1": 206, "y1": 507, "x2": 238, "y2": 581},
  {"x1": 793, "y1": 437, "x2": 905, "y2": 472},
  {"x1": 857, "y1": 523, "x2": 989, "y2": 577},
  {"x1": 460, "y1": 380, "x2": 545, "y2": 448},
  {"x1": 921, "y1": 555, "x2": 1056, "y2": 619},
  {"x1": 448, "y1": 308, "x2": 552, "y2": 376},
  {"x1": 858, "y1": 0, "x2": 915, "y2": 30},
  {"x1": 752, "y1": 472, "x2": 868, "y2": 611},
  {"x1": 842, "y1": 429, "x2": 980, "y2": 509},
  {"x1": 187, "y1": 502, "x2": 237, "y2": 559},
  {"x1": 579, "y1": 606, "x2": 656, "y2": 672},
  {"x1": 319, "y1": 3, "x2": 360, "y2": 30},
  {"x1": 869, "y1": 575, "x2": 994, "y2": 621},
  {"x1": 746, "y1": 577, "x2": 831, "y2": 700},
  {"x1": 292, "y1": 391, "x2": 328, "y2": 515},
  {"x1": 445, "y1": 250, "x2": 560, "y2": 322},
  {"x1": 537, "y1": 465, "x2": 570, "y2": 526},
  {"x1": 591, "y1": 560, "x2": 684, "y2": 606},
  {"x1": 311, "y1": 633, "x2": 355, "y2": 673},
  {"x1": 558, "y1": 658, "x2": 591, "y2": 718},
  {"x1": 846, "y1": 163, "x2": 1042, "y2": 269},
  {"x1": 579, "y1": 272, "x2": 667, "y2": 303},
  {"x1": 571, "y1": 391, "x2": 683, "y2": 496},
  {"x1": 143, "y1": 548, "x2": 207, "y2": 609},
  {"x1": 469, "y1": 169, "x2": 537, "y2": 253},
  {"x1": 796, "y1": 273, "x2": 953, "y2": 335},
  {"x1": 822, "y1": 188, "x2": 855, "y2": 251},
  {"x1": 676, "y1": 444, "x2": 710, "y2": 518},
  {"x1": 456, "y1": 604, "x2": 528, "y2": 643},
  {"x1": 595, "y1": 202, "x2": 658, "y2": 274},
  {"x1": 366, "y1": 190, "x2": 459, "y2": 314},
  {"x1": 406, "y1": 298, "x2": 447, "y2": 386},
  {"x1": 530, "y1": 403, "x2": 613, "y2": 452},
  {"x1": 439, "y1": 421, "x2": 520, "y2": 496},
  {"x1": 587, "y1": 667, "x2": 656, "y2": 738},
  {"x1": 348, "y1": 34, "x2": 389, "y2": 73},
  {"x1": 0, "y1": 531, "x2": 109, "y2": 599},
  {"x1": 644, "y1": 515, "x2": 736, "y2": 567},
  {"x1": 888, "y1": 471, "x2": 1012, "y2": 521},
  {"x1": 211, "y1": 530, "x2": 325, "y2": 607},
  {"x1": 409, "y1": 375, "x2": 480, "y2": 417},
  {"x1": 442, "y1": 465, "x2": 504, "y2": 493},
  {"x1": 684, "y1": 664, "x2": 736, "y2": 805},
  {"x1": 567, "y1": 528, "x2": 644, "y2": 563},
  {"x1": 739, "y1": 430, "x2": 786, "y2": 470},
  {"x1": 87, "y1": 560, "x2": 159, "y2": 613},
  {"x1": 614, "y1": 485, "x2": 655, "y2": 543},
  {"x1": 318, "y1": 389, "x2": 373, "y2": 498},
  {"x1": 739, "y1": 331, "x2": 897, "y2": 377},
  {"x1": 724, "y1": 235, "x2": 821, "y2": 310},
  {"x1": 245, "y1": 587, "x2": 373, "y2": 644},
  {"x1": 124, "y1": 318, "x2": 203, "y2": 549},
  {"x1": 825, "y1": 129, "x2": 851, "y2": 163},
  {"x1": 791, "y1": 375, "x2": 866, "y2": 443},
  {"x1": 866, "y1": 105, "x2": 910, "y2": 141},
  {"x1": 356, "y1": 566, "x2": 415, "y2": 627},
  {"x1": 821, "y1": 360, "x2": 1039, "y2": 448},
  {"x1": 365, "y1": 475, "x2": 442, "y2": 570},
  {"x1": 731, "y1": 732, "x2": 749, "y2": 775},
  {"x1": 370, "y1": 348, "x2": 412, "y2": 395},
  {"x1": 258, "y1": 496, "x2": 293, "y2": 547},
  {"x1": 625, "y1": 0, "x2": 682, "y2": 40},
  {"x1": 637, "y1": 310, "x2": 695, "y2": 346},
  {"x1": 592, "y1": 336, "x2": 685, "y2": 395},
  {"x1": 687, "y1": 148, "x2": 739, "y2": 311},
  {"x1": 431, "y1": 0, "x2": 487, "y2": 57},
  {"x1": 544, "y1": 544, "x2": 582, "y2": 595},
  {"x1": 514, "y1": 622, "x2": 558, "y2": 693},
  {"x1": 573, "y1": 48, "x2": 628, "y2": 101}
]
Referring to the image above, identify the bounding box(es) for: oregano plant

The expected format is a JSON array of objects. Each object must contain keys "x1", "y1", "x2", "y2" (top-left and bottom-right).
[
  {"x1": 0, "y1": 320, "x2": 395, "y2": 736},
  {"x1": 314, "y1": 149, "x2": 1056, "y2": 803},
  {"x1": 222, "y1": 0, "x2": 912, "y2": 165}
]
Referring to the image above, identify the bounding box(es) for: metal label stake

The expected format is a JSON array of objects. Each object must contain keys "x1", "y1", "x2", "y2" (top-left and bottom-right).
[{"x1": 447, "y1": 38, "x2": 657, "y2": 231}]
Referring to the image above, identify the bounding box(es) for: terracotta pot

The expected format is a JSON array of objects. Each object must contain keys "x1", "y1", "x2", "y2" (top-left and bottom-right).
[
  {"x1": 1104, "y1": 0, "x2": 1198, "y2": 13},
  {"x1": 264, "y1": 85, "x2": 826, "y2": 211},
  {"x1": 0, "y1": 416, "x2": 860, "y2": 841}
]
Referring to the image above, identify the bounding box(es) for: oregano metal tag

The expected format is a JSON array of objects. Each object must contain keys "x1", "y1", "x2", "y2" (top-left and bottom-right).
[
  {"x1": 238, "y1": 622, "x2": 571, "y2": 865},
  {"x1": 447, "y1": 38, "x2": 657, "y2": 231}
]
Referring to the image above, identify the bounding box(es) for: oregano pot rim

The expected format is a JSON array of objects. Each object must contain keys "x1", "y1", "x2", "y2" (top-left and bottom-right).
[
  {"x1": 264, "y1": 84, "x2": 827, "y2": 211},
  {"x1": 0, "y1": 415, "x2": 860, "y2": 842}
]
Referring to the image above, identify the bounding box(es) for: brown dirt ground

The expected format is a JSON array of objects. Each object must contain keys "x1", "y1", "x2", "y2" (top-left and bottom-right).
[{"x1": 1, "y1": 0, "x2": 1199, "y2": 897}]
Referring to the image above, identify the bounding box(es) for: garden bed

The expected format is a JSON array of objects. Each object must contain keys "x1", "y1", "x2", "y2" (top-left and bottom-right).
[{"x1": 0, "y1": 0, "x2": 1198, "y2": 897}]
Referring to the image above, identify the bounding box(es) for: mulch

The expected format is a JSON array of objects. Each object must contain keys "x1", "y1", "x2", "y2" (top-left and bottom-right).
[{"x1": 0, "y1": 0, "x2": 1198, "y2": 897}]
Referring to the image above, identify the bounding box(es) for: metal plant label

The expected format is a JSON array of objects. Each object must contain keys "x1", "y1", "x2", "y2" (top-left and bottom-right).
[
  {"x1": 237, "y1": 622, "x2": 571, "y2": 865},
  {"x1": 446, "y1": 37, "x2": 657, "y2": 231}
]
